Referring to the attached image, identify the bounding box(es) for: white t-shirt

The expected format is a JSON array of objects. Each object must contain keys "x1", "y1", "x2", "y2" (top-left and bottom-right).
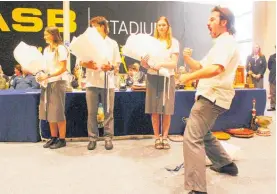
[
  {"x1": 147, "y1": 37, "x2": 179, "y2": 75},
  {"x1": 85, "y1": 36, "x2": 121, "y2": 89},
  {"x1": 196, "y1": 32, "x2": 240, "y2": 110},
  {"x1": 165, "y1": 37, "x2": 180, "y2": 55},
  {"x1": 43, "y1": 45, "x2": 68, "y2": 83}
]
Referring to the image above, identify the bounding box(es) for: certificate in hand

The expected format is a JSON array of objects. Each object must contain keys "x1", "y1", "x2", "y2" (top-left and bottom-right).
[
  {"x1": 13, "y1": 41, "x2": 46, "y2": 75},
  {"x1": 69, "y1": 27, "x2": 109, "y2": 67},
  {"x1": 122, "y1": 33, "x2": 171, "y2": 77},
  {"x1": 13, "y1": 41, "x2": 48, "y2": 88}
]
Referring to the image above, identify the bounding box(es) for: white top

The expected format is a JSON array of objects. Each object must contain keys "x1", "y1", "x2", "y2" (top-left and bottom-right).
[
  {"x1": 148, "y1": 37, "x2": 179, "y2": 75},
  {"x1": 196, "y1": 32, "x2": 240, "y2": 110},
  {"x1": 43, "y1": 45, "x2": 68, "y2": 83},
  {"x1": 85, "y1": 36, "x2": 121, "y2": 89},
  {"x1": 165, "y1": 37, "x2": 180, "y2": 55}
]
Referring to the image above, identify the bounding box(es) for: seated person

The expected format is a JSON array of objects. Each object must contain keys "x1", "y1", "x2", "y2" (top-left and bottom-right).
[
  {"x1": 71, "y1": 65, "x2": 82, "y2": 89},
  {"x1": 175, "y1": 66, "x2": 186, "y2": 89},
  {"x1": 10, "y1": 68, "x2": 39, "y2": 89},
  {"x1": 0, "y1": 65, "x2": 9, "y2": 89},
  {"x1": 126, "y1": 63, "x2": 145, "y2": 87},
  {"x1": 175, "y1": 66, "x2": 197, "y2": 89},
  {"x1": 9, "y1": 64, "x2": 22, "y2": 88},
  {"x1": 72, "y1": 59, "x2": 87, "y2": 90},
  {"x1": 0, "y1": 76, "x2": 6, "y2": 90},
  {"x1": 71, "y1": 75, "x2": 79, "y2": 89},
  {"x1": 0, "y1": 65, "x2": 9, "y2": 82}
]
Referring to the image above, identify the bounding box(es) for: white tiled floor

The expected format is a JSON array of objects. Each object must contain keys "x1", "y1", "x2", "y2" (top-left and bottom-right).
[{"x1": 0, "y1": 111, "x2": 275, "y2": 194}]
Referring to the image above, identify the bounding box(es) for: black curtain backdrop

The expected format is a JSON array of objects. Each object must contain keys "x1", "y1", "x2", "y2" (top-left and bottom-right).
[{"x1": 0, "y1": 1, "x2": 213, "y2": 75}]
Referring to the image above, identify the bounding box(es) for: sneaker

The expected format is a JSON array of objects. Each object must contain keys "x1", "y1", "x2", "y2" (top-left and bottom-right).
[
  {"x1": 43, "y1": 137, "x2": 58, "y2": 148},
  {"x1": 105, "y1": 139, "x2": 113, "y2": 150},
  {"x1": 210, "y1": 162, "x2": 238, "y2": 176},
  {"x1": 87, "y1": 140, "x2": 97, "y2": 150},
  {"x1": 50, "y1": 139, "x2": 66, "y2": 149}
]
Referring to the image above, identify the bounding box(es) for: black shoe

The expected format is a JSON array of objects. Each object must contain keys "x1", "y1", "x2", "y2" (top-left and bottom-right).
[
  {"x1": 43, "y1": 137, "x2": 58, "y2": 148},
  {"x1": 105, "y1": 139, "x2": 113, "y2": 150},
  {"x1": 267, "y1": 107, "x2": 276, "y2": 111},
  {"x1": 50, "y1": 139, "x2": 66, "y2": 149},
  {"x1": 188, "y1": 191, "x2": 207, "y2": 194},
  {"x1": 87, "y1": 140, "x2": 97, "y2": 150},
  {"x1": 210, "y1": 162, "x2": 238, "y2": 176}
]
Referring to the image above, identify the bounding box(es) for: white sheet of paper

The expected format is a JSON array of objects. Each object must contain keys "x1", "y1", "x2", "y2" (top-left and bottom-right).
[
  {"x1": 69, "y1": 27, "x2": 109, "y2": 66},
  {"x1": 122, "y1": 34, "x2": 170, "y2": 62},
  {"x1": 13, "y1": 41, "x2": 46, "y2": 75},
  {"x1": 122, "y1": 33, "x2": 171, "y2": 77}
]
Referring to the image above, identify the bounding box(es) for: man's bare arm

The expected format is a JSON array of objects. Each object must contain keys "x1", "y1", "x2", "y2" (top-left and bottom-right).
[{"x1": 183, "y1": 48, "x2": 202, "y2": 71}]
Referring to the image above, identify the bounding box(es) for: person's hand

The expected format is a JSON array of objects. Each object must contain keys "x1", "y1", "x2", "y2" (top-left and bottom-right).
[
  {"x1": 256, "y1": 74, "x2": 261, "y2": 79},
  {"x1": 179, "y1": 73, "x2": 191, "y2": 85},
  {"x1": 141, "y1": 55, "x2": 150, "y2": 69},
  {"x1": 36, "y1": 73, "x2": 48, "y2": 82},
  {"x1": 101, "y1": 63, "x2": 112, "y2": 72},
  {"x1": 251, "y1": 74, "x2": 257, "y2": 79},
  {"x1": 80, "y1": 60, "x2": 98, "y2": 70},
  {"x1": 183, "y1": 48, "x2": 193, "y2": 58}
]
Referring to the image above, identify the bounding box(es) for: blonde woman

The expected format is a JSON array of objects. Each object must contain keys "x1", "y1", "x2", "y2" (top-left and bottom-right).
[
  {"x1": 141, "y1": 16, "x2": 179, "y2": 149},
  {"x1": 37, "y1": 27, "x2": 68, "y2": 149}
]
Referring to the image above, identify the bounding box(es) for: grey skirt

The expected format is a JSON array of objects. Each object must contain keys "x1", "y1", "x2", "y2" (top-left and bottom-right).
[
  {"x1": 145, "y1": 74, "x2": 175, "y2": 115},
  {"x1": 39, "y1": 80, "x2": 67, "y2": 122}
]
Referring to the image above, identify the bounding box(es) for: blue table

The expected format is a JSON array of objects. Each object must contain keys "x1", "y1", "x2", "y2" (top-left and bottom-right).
[
  {"x1": 171, "y1": 89, "x2": 266, "y2": 133},
  {"x1": 41, "y1": 89, "x2": 266, "y2": 139},
  {"x1": 0, "y1": 90, "x2": 40, "y2": 142},
  {"x1": 0, "y1": 89, "x2": 266, "y2": 142},
  {"x1": 40, "y1": 91, "x2": 153, "y2": 138}
]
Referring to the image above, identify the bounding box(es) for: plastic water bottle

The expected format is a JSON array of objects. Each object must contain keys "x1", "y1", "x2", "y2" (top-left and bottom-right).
[{"x1": 97, "y1": 103, "x2": 105, "y2": 128}]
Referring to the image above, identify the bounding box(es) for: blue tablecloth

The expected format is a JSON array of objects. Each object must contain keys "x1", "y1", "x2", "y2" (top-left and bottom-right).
[
  {"x1": 41, "y1": 89, "x2": 266, "y2": 139},
  {"x1": 40, "y1": 91, "x2": 153, "y2": 138},
  {"x1": 0, "y1": 89, "x2": 266, "y2": 142},
  {"x1": 0, "y1": 90, "x2": 41, "y2": 142},
  {"x1": 171, "y1": 89, "x2": 266, "y2": 133}
]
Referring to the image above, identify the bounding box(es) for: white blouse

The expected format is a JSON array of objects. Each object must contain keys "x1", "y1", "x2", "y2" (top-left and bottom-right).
[
  {"x1": 148, "y1": 37, "x2": 179, "y2": 76},
  {"x1": 43, "y1": 45, "x2": 68, "y2": 83}
]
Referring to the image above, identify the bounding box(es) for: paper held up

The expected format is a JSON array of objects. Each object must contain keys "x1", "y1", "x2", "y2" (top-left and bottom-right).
[
  {"x1": 122, "y1": 33, "x2": 171, "y2": 77},
  {"x1": 13, "y1": 41, "x2": 46, "y2": 75},
  {"x1": 69, "y1": 27, "x2": 109, "y2": 66}
]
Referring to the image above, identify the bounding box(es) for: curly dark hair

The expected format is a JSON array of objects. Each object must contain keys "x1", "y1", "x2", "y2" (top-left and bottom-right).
[{"x1": 212, "y1": 6, "x2": 236, "y2": 35}]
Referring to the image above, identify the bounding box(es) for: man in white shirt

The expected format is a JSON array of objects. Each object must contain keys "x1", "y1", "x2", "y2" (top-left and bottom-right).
[
  {"x1": 80, "y1": 16, "x2": 121, "y2": 151},
  {"x1": 180, "y1": 6, "x2": 239, "y2": 194}
]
